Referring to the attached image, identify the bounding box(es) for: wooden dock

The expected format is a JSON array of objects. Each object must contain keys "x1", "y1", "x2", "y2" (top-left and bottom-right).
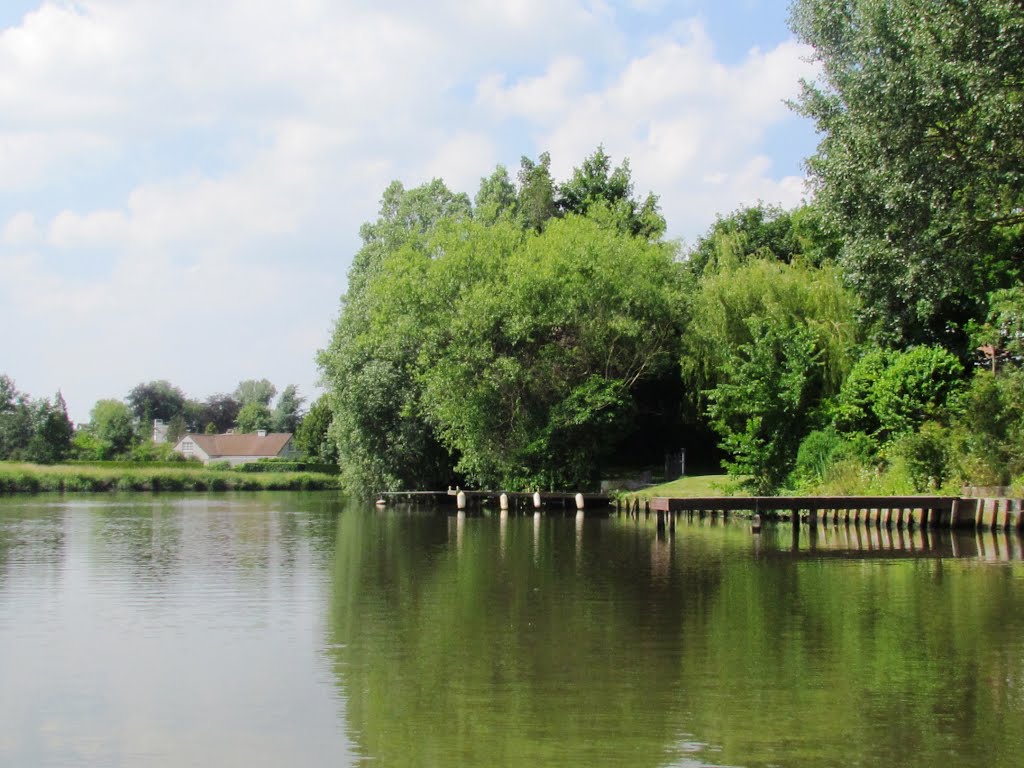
[
  {"x1": 649, "y1": 495, "x2": 1024, "y2": 531},
  {"x1": 377, "y1": 489, "x2": 612, "y2": 511}
]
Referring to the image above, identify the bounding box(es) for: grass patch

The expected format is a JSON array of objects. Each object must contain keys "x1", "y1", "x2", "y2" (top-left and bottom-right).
[
  {"x1": 621, "y1": 473, "x2": 738, "y2": 502},
  {"x1": 0, "y1": 462, "x2": 341, "y2": 495}
]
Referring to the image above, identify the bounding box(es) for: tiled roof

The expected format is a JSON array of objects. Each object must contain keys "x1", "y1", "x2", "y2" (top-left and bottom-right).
[{"x1": 182, "y1": 432, "x2": 293, "y2": 458}]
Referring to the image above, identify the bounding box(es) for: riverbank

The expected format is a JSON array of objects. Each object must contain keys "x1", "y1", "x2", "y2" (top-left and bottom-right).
[{"x1": 0, "y1": 461, "x2": 341, "y2": 494}]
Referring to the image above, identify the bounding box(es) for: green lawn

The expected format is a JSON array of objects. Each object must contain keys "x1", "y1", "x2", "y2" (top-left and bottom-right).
[{"x1": 622, "y1": 473, "x2": 738, "y2": 501}]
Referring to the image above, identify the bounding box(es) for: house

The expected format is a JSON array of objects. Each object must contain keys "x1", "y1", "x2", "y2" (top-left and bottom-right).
[{"x1": 173, "y1": 430, "x2": 298, "y2": 466}]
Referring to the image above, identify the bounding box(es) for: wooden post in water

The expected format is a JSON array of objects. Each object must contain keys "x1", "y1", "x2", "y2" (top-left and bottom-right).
[
  {"x1": 457, "y1": 490, "x2": 466, "y2": 510},
  {"x1": 500, "y1": 493, "x2": 509, "y2": 511},
  {"x1": 533, "y1": 491, "x2": 542, "y2": 511}
]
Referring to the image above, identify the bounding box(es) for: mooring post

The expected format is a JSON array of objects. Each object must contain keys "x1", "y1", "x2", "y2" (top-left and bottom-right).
[
  {"x1": 575, "y1": 493, "x2": 585, "y2": 512},
  {"x1": 533, "y1": 491, "x2": 542, "y2": 511},
  {"x1": 500, "y1": 493, "x2": 509, "y2": 511},
  {"x1": 457, "y1": 490, "x2": 466, "y2": 510}
]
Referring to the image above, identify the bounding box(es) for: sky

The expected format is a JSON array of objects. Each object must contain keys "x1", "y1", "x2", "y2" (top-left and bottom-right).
[{"x1": 0, "y1": 0, "x2": 821, "y2": 424}]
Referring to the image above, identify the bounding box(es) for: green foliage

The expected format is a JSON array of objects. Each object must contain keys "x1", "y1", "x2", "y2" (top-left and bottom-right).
[
  {"x1": 272, "y1": 384, "x2": 304, "y2": 433},
  {"x1": 87, "y1": 398, "x2": 138, "y2": 458},
  {"x1": 414, "y1": 215, "x2": 684, "y2": 489},
  {"x1": 294, "y1": 395, "x2": 337, "y2": 463},
  {"x1": 688, "y1": 203, "x2": 837, "y2": 277},
  {"x1": 233, "y1": 459, "x2": 338, "y2": 475},
  {"x1": 321, "y1": 160, "x2": 686, "y2": 493},
  {"x1": 946, "y1": 367, "x2": 1024, "y2": 484},
  {"x1": 24, "y1": 392, "x2": 74, "y2": 465},
  {"x1": 706, "y1": 318, "x2": 825, "y2": 494},
  {"x1": 233, "y1": 378, "x2": 277, "y2": 407},
  {"x1": 682, "y1": 257, "x2": 858, "y2": 403},
  {"x1": 886, "y1": 421, "x2": 950, "y2": 491},
  {"x1": 871, "y1": 346, "x2": 964, "y2": 437},
  {"x1": 516, "y1": 152, "x2": 558, "y2": 232},
  {"x1": 683, "y1": 255, "x2": 858, "y2": 492},
  {"x1": 198, "y1": 393, "x2": 241, "y2": 433},
  {"x1": 126, "y1": 380, "x2": 187, "y2": 424},
  {"x1": 235, "y1": 402, "x2": 273, "y2": 433},
  {"x1": 829, "y1": 348, "x2": 891, "y2": 435},
  {"x1": 474, "y1": 165, "x2": 518, "y2": 225},
  {"x1": 0, "y1": 374, "x2": 34, "y2": 460},
  {"x1": 319, "y1": 178, "x2": 470, "y2": 493},
  {"x1": 791, "y1": 0, "x2": 1024, "y2": 347},
  {"x1": 556, "y1": 145, "x2": 666, "y2": 240},
  {"x1": 165, "y1": 413, "x2": 188, "y2": 444},
  {"x1": 0, "y1": 462, "x2": 339, "y2": 494}
]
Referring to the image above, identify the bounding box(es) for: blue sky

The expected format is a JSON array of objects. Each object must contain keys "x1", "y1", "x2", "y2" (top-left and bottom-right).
[{"x1": 0, "y1": 0, "x2": 821, "y2": 423}]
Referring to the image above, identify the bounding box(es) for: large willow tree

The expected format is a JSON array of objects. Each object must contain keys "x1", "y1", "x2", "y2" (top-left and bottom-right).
[{"x1": 321, "y1": 149, "x2": 683, "y2": 493}]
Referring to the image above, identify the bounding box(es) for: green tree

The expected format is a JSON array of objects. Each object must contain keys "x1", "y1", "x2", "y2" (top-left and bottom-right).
[
  {"x1": 319, "y1": 179, "x2": 472, "y2": 492},
  {"x1": 684, "y1": 257, "x2": 859, "y2": 492},
  {"x1": 413, "y1": 215, "x2": 684, "y2": 489},
  {"x1": 272, "y1": 384, "x2": 304, "y2": 433},
  {"x1": 25, "y1": 392, "x2": 74, "y2": 464},
  {"x1": 165, "y1": 413, "x2": 189, "y2": 444},
  {"x1": 235, "y1": 402, "x2": 273, "y2": 434},
  {"x1": 706, "y1": 317, "x2": 824, "y2": 494},
  {"x1": 89, "y1": 399, "x2": 138, "y2": 458},
  {"x1": 871, "y1": 345, "x2": 964, "y2": 437},
  {"x1": 687, "y1": 203, "x2": 837, "y2": 277},
  {"x1": 516, "y1": 152, "x2": 558, "y2": 232},
  {"x1": 0, "y1": 374, "x2": 33, "y2": 460},
  {"x1": 791, "y1": 0, "x2": 1024, "y2": 348},
  {"x1": 198, "y1": 393, "x2": 240, "y2": 433},
  {"x1": 294, "y1": 394, "x2": 337, "y2": 463},
  {"x1": 233, "y1": 379, "x2": 277, "y2": 407},
  {"x1": 126, "y1": 380, "x2": 187, "y2": 425},
  {"x1": 474, "y1": 165, "x2": 518, "y2": 225},
  {"x1": 556, "y1": 145, "x2": 665, "y2": 240}
]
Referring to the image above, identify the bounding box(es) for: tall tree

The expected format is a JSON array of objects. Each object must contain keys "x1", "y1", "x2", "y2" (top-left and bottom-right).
[
  {"x1": 126, "y1": 380, "x2": 187, "y2": 425},
  {"x1": 684, "y1": 257, "x2": 860, "y2": 492},
  {"x1": 556, "y1": 145, "x2": 666, "y2": 240},
  {"x1": 791, "y1": 0, "x2": 1024, "y2": 349},
  {"x1": 89, "y1": 399, "x2": 138, "y2": 458},
  {"x1": 0, "y1": 374, "x2": 33, "y2": 460},
  {"x1": 233, "y1": 379, "x2": 277, "y2": 407},
  {"x1": 294, "y1": 394, "x2": 337, "y2": 463},
  {"x1": 474, "y1": 165, "x2": 518, "y2": 225},
  {"x1": 272, "y1": 385, "x2": 304, "y2": 433},
  {"x1": 516, "y1": 152, "x2": 558, "y2": 232},
  {"x1": 199, "y1": 393, "x2": 241, "y2": 433},
  {"x1": 26, "y1": 392, "x2": 74, "y2": 464},
  {"x1": 319, "y1": 179, "x2": 473, "y2": 492},
  {"x1": 235, "y1": 402, "x2": 273, "y2": 434}
]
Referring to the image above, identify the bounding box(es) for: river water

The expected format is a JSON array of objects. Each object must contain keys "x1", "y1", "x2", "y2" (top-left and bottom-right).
[{"x1": 1, "y1": 493, "x2": 1023, "y2": 767}]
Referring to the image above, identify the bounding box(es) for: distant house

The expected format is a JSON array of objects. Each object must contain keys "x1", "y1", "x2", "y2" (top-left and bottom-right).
[{"x1": 173, "y1": 430, "x2": 298, "y2": 466}]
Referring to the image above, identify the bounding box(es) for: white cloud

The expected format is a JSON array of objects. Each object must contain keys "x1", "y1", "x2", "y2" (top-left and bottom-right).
[
  {"x1": 0, "y1": 1, "x2": 818, "y2": 421},
  {"x1": 3, "y1": 210, "x2": 38, "y2": 244},
  {"x1": 477, "y1": 56, "x2": 586, "y2": 122}
]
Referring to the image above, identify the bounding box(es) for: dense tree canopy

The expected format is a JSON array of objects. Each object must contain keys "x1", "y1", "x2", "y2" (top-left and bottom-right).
[
  {"x1": 791, "y1": 0, "x2": 1024, "y2": 349},
  {"x1": 126, "y1": 380, "x2": 187, "y2": 425},
  {"x1": 320, "y1": 148, "x2": 682, "y2": 492}
]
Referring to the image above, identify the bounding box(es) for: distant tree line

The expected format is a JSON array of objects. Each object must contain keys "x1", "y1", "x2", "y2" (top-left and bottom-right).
[
  {"x1": 319, "y1": 0, "x2": 1024, "y2": 495},
  {"x1": 0, "y1": 375, "x2": 335, "y2": 464}
]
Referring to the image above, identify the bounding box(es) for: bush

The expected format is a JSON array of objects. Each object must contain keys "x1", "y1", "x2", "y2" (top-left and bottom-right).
[{"x1": 887, "y1": 422, "x2": 949, "y2": 492}]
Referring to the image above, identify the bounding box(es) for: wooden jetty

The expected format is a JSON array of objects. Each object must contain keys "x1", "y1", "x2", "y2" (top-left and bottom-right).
[
  {"x1": 649, "y1": 495, "x2": 1024, "y2": 531},
  {"x1": 377, "y1": 489, "x2": 611, "y2": 511}
]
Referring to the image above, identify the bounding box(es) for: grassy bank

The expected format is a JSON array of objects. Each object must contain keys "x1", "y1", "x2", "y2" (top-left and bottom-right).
[
  {"x1": 620, "y1": 473, "x2": 736, "y2": 502},
  {"x1": 0, "y1": 462, "x2": 341, "y2": 494}
]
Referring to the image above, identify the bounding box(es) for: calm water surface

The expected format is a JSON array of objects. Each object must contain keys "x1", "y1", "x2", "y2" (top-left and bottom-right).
[{"x1": 2, "y1": 493, "x2": 1023, "y2": 767}]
